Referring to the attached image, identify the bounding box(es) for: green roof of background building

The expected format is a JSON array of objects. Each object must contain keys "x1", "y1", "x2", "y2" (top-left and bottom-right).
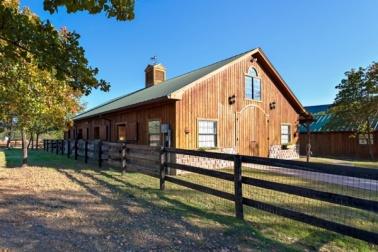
[
  {"x1": 74, "y1": 49, "x2": 255, "y2": 120},
  {"x1": 299, "y1": 104, "x2": 378, "y2": 133}
]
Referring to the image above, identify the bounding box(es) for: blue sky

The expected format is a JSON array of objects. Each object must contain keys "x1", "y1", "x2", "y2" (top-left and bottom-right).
[{"x1": 22, "y1": 0, "x2": 378, "y2": 109}]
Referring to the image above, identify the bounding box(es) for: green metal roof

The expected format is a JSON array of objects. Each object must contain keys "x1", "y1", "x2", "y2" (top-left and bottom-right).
[
  {"x1": 299, "y1": 105, "x2": 378, "y2": 133},
  {"x1": 74, "y1": 49, "x2": 255, "y2": 120}
]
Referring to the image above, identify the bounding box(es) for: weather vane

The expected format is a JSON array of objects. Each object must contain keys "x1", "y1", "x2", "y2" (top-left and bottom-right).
[{"x1": 150, "y1": 56, "x2": 158, "y2": 65}]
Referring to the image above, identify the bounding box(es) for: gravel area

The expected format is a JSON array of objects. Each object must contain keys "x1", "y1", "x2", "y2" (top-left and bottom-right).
[{"x1": 0, "y1": 166, "x2": 271, "y2": 251}]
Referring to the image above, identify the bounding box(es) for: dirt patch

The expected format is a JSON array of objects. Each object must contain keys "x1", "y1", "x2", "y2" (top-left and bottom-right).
[{"x1": 0, "y1": 166, "x2": 279, "y2": 251}]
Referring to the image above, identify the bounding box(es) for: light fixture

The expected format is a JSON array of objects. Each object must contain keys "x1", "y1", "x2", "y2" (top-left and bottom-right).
[{"x1": 269, "y1": 101, "x2": 276, "y2": 110}]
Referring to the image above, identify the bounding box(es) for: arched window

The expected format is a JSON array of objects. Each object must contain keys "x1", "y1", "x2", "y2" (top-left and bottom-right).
[{"x1": 245, "y1": 67, "x2": 261, "y2": 100}]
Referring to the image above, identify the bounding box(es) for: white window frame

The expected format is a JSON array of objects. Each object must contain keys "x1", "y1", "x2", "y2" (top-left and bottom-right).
[
  {"x1": 245, "y1": 67, "x2": 262, "y2": 101},
  {"x1": 358, "y1": 134, "x2": 374, "y2": 145},
  {"x1": 197, "y1": 119, "x2": 218, "y2": 148},
  {"x1": 281, "y1": 124, "x2": 291, "y2": 145},
  {"x1": 148, "y1": 120, "x2": 161, "y2": 146}
]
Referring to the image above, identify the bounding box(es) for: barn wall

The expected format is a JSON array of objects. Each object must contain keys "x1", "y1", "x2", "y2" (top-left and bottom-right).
[
  {"x1": 175, "y1": 54, "x2": 300, "y2": 157},
  {"x1": 72, "y1": 101, "x2": 176, "y2": 146},
  {"x1": 299, "y1": 132, "x2": 378, "y2": 159}
]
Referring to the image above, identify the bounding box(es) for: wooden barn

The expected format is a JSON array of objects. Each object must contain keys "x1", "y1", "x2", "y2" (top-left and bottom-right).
[
  {"x1": 299, "y1": 104, "x2": 378, "y2": 159},
  {"x1": 68, "y1": 48, "x2": 311, "y2": 160}
]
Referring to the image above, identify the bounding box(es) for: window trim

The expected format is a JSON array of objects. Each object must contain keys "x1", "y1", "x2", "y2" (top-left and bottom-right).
[
  {"x1": 116, "y1": 123, "x2": 127, "y2": 142},
  {"x1": 244, "y1": 67, "x2": 262, "y2": 102},
  {"x1": 197, "y1": 118, "x2": 218, "y2": 148},
  {"x1": 280, "y1": 123, "x2": 291, "y2": 145},
  {"x1": 148, "y1": 119, "x2": 161, "y2": 146},
  {"x1": 358, "y1": 133, "x2": 374, "y2": 145}
]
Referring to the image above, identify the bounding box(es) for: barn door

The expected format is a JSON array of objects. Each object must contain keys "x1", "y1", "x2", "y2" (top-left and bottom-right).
[{"x1": 236, "y1": 106, "x2": 269, "y2": 157}]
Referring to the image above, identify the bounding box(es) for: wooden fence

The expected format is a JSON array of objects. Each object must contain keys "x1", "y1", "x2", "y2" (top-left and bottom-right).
[
  {"x1": 43, "y1": 139, "x2": 161, "y2": 175},
  {"x1": 44, "y1": 140, "x2": 378, "y2": 244}
]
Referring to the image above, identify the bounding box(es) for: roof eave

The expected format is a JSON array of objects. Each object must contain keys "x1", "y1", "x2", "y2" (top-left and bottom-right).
[{"x1": 73, "y1": 96, "x2": 177, "y2": 122}]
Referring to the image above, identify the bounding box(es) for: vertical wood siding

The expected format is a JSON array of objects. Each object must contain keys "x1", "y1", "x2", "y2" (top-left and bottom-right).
[
  {"x1": 299, "y1": 132, "x2": 378, "y2": 159},
  {"x1": 175, "y1": 55, "x2": 300, "y2": 156},
  {"x1": 74, "y1": 101, "x2": 176, "y2": 146}
]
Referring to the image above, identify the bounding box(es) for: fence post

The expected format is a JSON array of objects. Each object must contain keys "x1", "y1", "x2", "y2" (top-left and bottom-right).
[
  {"x1": 50, "y1": 140, "x2": 54, "y2": 153},
  {"x1": 98, "y1": 141, "x2": 102, "y2": 168},
  {"x1": 84, "y1": 140, "x2": 88, "y2": 163},
  {"x1": 47, "y1": 140, "x2": 50, "y2": 152},
  {"x1": 121, "y1": 143, "x2": 127, "y2": 172},
  {"x1": 43, "y1": 140, "x2": 45, "y2": 151},
  {"x1": 160, "y1": 147, "x2": 167, "y2": 190},
  {"x1": 234, "y1": 154, "x2": 244, "y2": 219},
  {"x1": 67, "y1": 140, "x2": 71, "y2": 158},
  {"x1": 74, "y1": 139, "x2": 78, "y2": 160}
]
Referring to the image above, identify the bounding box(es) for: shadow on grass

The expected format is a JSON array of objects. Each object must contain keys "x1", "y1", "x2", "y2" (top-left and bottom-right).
[{"x1": 1, "y1": 148, "x2": 364, "y2": 251}]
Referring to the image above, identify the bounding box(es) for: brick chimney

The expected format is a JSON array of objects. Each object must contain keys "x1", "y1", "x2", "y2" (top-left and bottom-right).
[{"x1": 145, "y1": 64, "x2": 166, "y2": 88}]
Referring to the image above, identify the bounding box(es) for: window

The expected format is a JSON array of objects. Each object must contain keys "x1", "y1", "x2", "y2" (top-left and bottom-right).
[
  {"x1": 148, "y1": 120, "x2": 161, "y2": 146},
  {"x1": 358, "y1": 134, "x2": 374, "y2": 145},
  {"x1": 281, "y1": 124, "x2": 291, "y2": 145},
  {"x1": 198, "y1": 120, "x2": 217, "y2": 148},
  {"x1": 245, "y1": 67, "x2": 261, "y2": 100},
  {"x1": 94, "y1": 127, "x2": 100, "y2": 139},
  {"x1": 117, "y1": 124, "x2": 126, "y2": 141}
]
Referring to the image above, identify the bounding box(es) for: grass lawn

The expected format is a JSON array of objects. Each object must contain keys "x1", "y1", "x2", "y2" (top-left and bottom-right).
[
  {"x1": 299, "y1": 156, "x2": 378, "y2": 169},
  {"x1": 1, "y1": 149, "x2": 377, "y2": 251}
]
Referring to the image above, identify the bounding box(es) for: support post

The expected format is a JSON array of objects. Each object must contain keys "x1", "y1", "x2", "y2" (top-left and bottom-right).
[
  {"x1": 306, "y1": 122, "x2": 311, "y2": 163},
  {"x1": 98, "y1": 141, "x2": 102, "y2": 168},
  {"x1": 234, "y1": 154, "x2": 244, "y2": 219},
  {"x1": 74, "y1": 139, "x2": 78, "y2": 160},
  {"x1": 121, "y1": 143, "x2": 127, "y2": 172},
  {"x1": 84, "y1": 140, "x2": 88, "y2": 163},
  {"x1": 160, "y1": 147, "x2": 167, "y2": 190}
]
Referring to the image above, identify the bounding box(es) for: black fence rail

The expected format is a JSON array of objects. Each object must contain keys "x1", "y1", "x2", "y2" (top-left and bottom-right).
[
  {"x1": 163, "y1": 148, "x2": 378, "y2": 244},
  {"x1": 43, "y1": 139, "x2": 161, "y2": 175},
  {"x1": 43, "y1": 140, "x2": 378, "y2": 244}
]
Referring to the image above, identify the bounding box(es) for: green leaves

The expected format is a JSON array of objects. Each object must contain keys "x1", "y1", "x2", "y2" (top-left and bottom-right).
[
  {"x1": 328, "y1": 62, "x2": 378, "y2": 159},
  {"x1": 43, "y1": 0, "x2": 135, "y2": 21},
  {"x1": 0, "y1": 2, "x2": 110, "y2": 95}
]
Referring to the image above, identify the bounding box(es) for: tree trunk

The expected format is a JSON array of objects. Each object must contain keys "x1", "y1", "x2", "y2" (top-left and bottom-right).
[
  {"x1": 21, "y1": 130, "x2": 28, "y2": 167},
  {"x1": 366, "y1": 119, "x2": 375, "y2": 161},
  {"x1": 31, "y1": 134, "x2": 34, "y2": 149},
  {"x1": 36, "y1": 133, "x2": 40, "y2": 150},
  {"x1": 6, "y1": 131, "x2": 12, "y2": 149},
  {"x1": 27, "y1": 134, "x2": 32, "y2": 149}
]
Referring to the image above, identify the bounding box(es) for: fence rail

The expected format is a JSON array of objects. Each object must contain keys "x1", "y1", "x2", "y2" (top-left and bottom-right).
[
  {"x1": 163, "y1": 147, "x2": 378, "y2": 244},
  {"x1": 43, "y1": 140, "x2": 378, "y2": 244},
  {"x1": 43, "y1": 139, "x2": 161, "y2": 175}
]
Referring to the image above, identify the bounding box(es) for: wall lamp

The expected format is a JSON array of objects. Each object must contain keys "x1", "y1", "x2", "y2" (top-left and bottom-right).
[{"x1": 269, "y1": 101, "x2": 276, "y2": 110}]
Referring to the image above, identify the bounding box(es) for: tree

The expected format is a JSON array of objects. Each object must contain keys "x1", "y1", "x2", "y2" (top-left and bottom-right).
[
  {"x1": 0, "y1": 56, "x2": 83, "y2": 166},
  {"x1": 44, "y1": 0, "x2": 135, "y2": 21},
  {"x1": 0, "y1": 1, "x2": 110, "y2": 95},
  {"x1": 329, "y1": 63, "x2": 378, "y2": 160}
]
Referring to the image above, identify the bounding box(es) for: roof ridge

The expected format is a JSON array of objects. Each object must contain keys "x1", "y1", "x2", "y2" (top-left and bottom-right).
[
  {"x1": 158, "y1": 48, "x2": 256, "y2": 84},
  {"x1": 74, "y1": 48, "x2": 257, "y2": 119}
]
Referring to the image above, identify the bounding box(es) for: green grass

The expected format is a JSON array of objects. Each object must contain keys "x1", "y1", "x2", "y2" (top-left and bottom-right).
[
  {"x1": 299, "y1": 157, "x2": 378, "y2": 169},
  {"x1": 1, "y1": 149, "x2": 377, "y2": 251}
]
